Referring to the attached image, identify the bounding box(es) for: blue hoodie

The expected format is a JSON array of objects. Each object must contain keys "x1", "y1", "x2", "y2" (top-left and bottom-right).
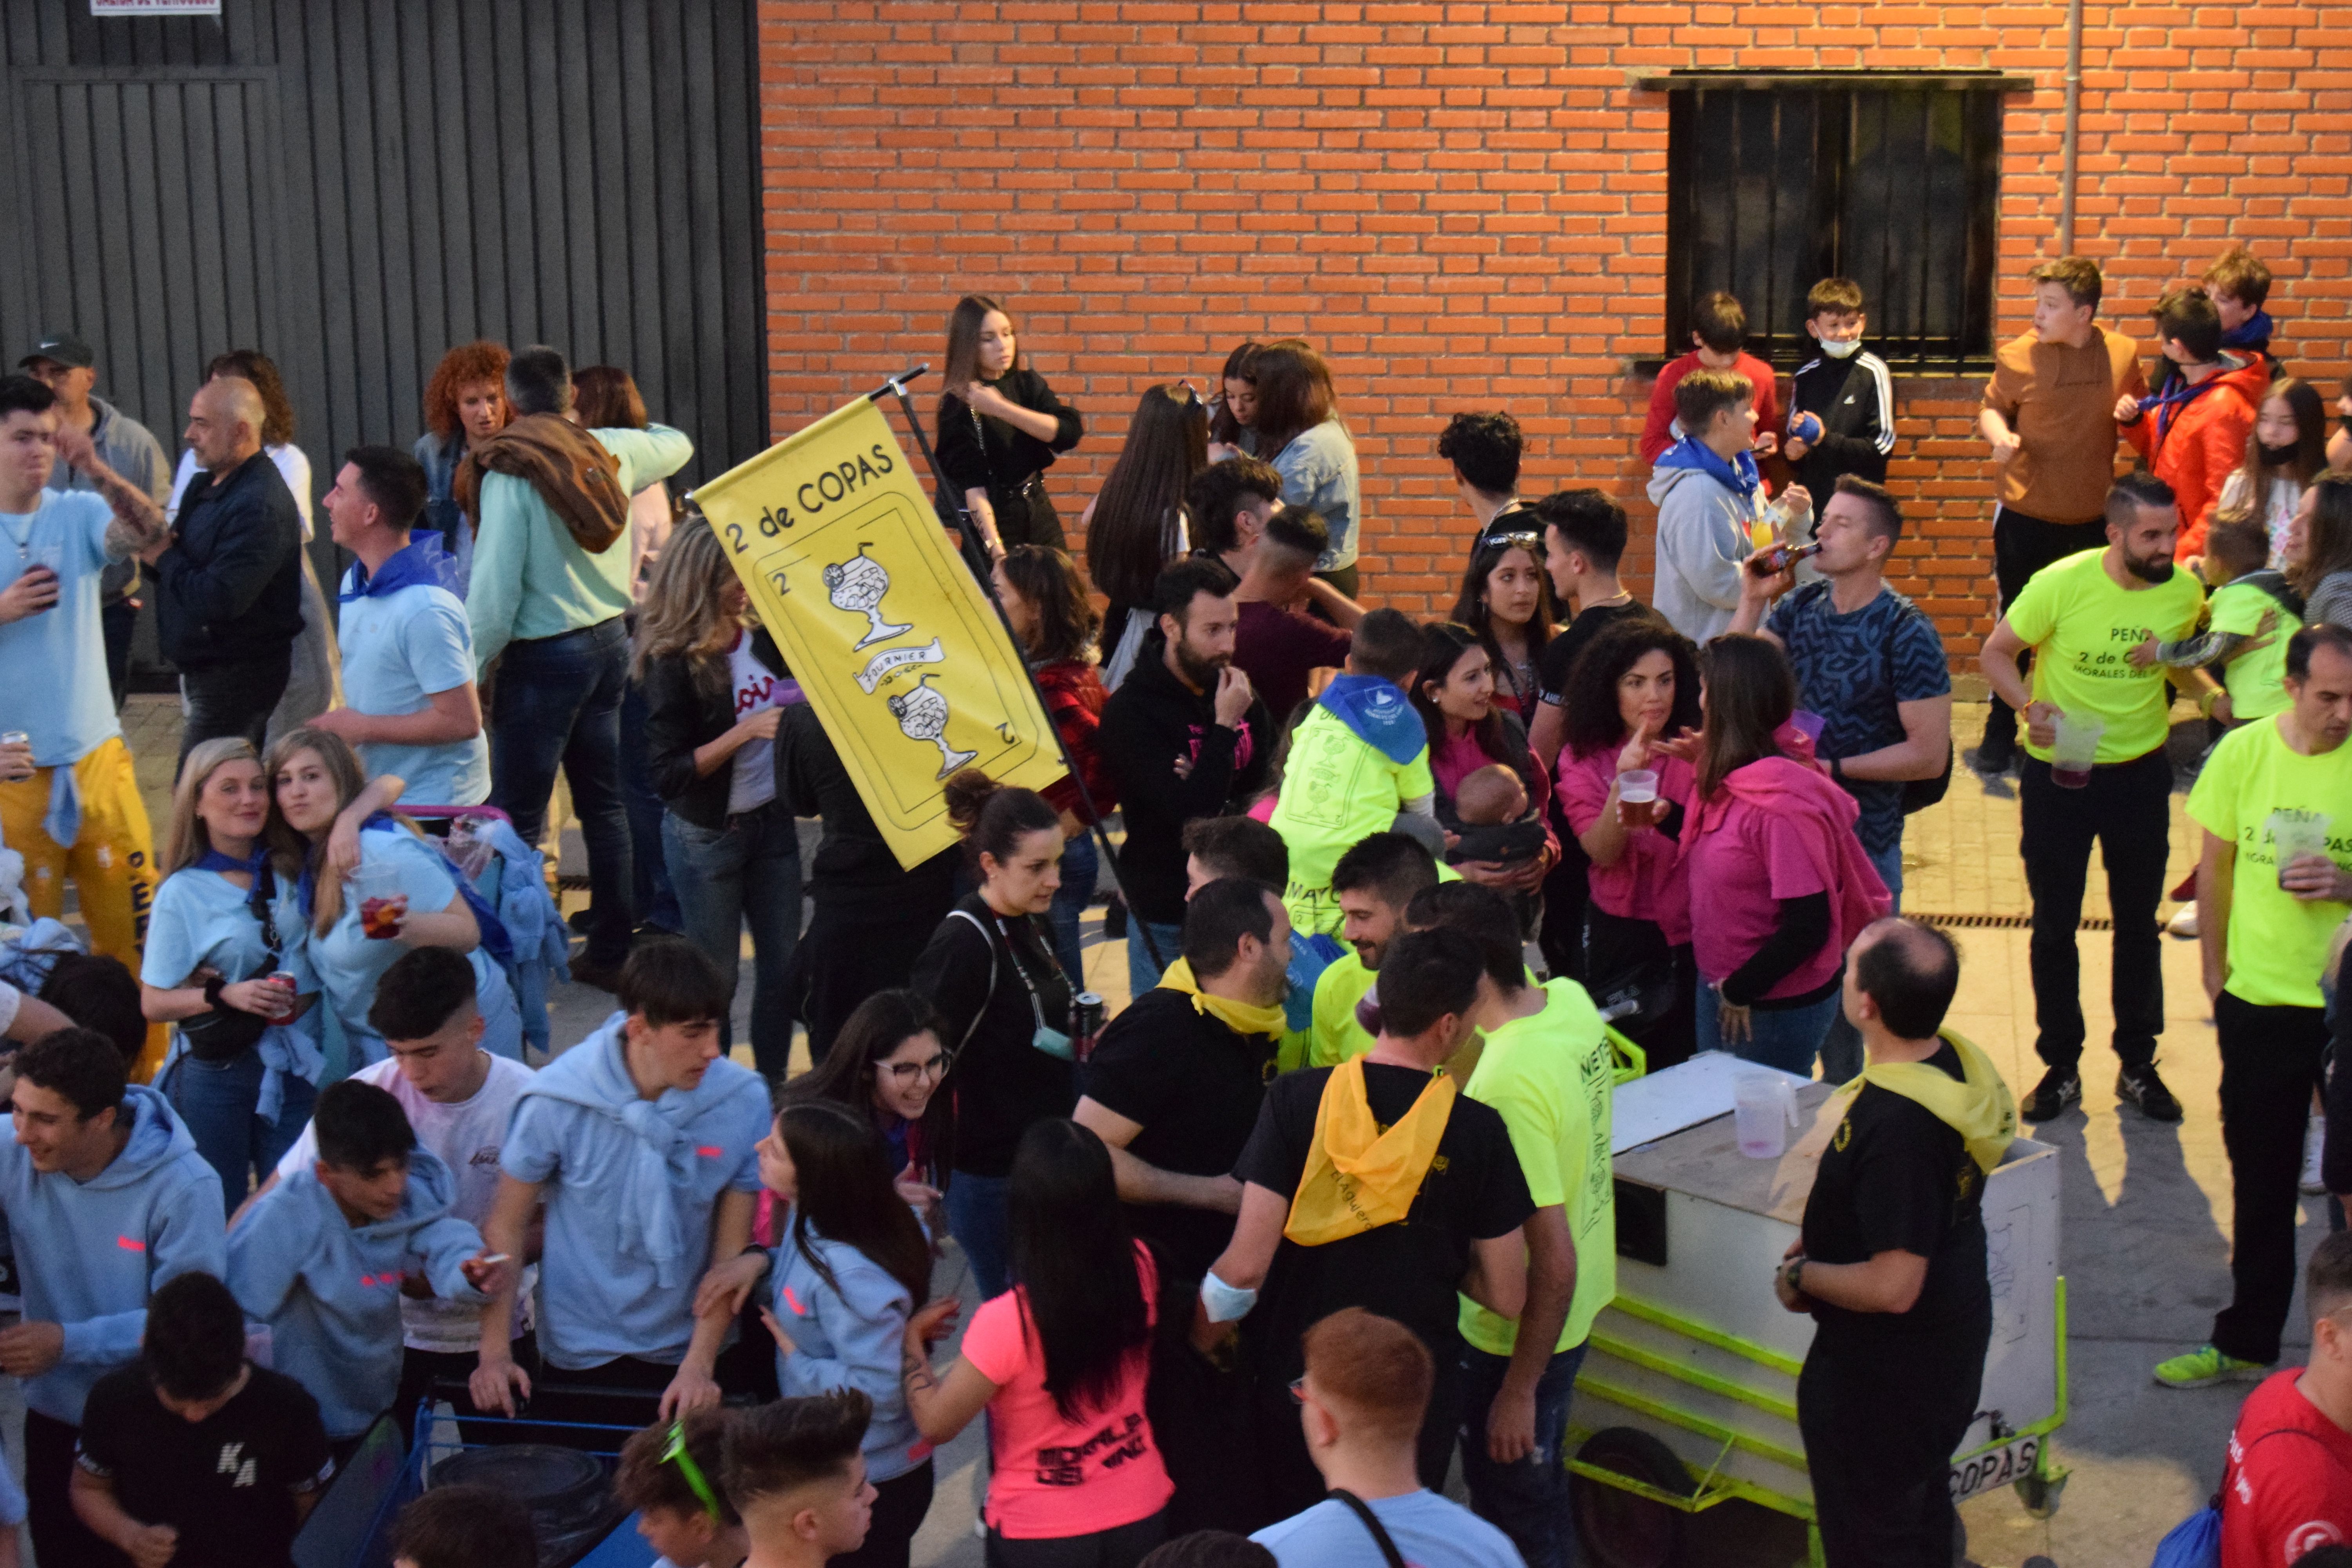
[
  {"x1": 0, "y1": 1085, "x2": 227, "y2": 1425},
  {"x1": 227, "y1": 1147, "x2": 489, "y2": 1438},
  {"x1": 771, "y1": 1223, "x2": 924, "y2": 1482},
  {"x1": 501, "y1": 1012, "x2": 768, "y2": 1369}
]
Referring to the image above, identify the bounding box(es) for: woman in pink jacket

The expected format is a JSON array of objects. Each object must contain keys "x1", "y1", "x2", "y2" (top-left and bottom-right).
[{"x1": 1682, "y1": 635, "x2": 1891, "y2": 1075}]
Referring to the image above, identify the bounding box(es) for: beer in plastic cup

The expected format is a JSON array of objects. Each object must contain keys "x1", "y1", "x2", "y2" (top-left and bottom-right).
[{"x1": 1618, "y1": 768, "x2": 1660, "y2": 827}]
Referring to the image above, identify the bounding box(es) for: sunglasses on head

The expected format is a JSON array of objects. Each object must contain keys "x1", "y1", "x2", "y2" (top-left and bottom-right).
[
  {"x1": 662, "y1": 1420, "x2": 725, "y2": 1523},
  {"x1": 1479, "y1": 530, "x2": 1543, "y2": 554}
]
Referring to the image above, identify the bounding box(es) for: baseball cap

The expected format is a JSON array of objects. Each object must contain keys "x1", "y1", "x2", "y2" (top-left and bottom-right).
[{"x1": 20, "y1": 333, "x2": 93, "y2": 370}]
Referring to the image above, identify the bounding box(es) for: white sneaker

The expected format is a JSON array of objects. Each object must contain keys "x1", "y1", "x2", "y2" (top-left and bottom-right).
[
  {"x1": 2303, "y1": 1114, "x2": 2328, "y2": 1196},
  {"x1": 2167, "y1": 902, "x2": 2200, "y2": 939}
]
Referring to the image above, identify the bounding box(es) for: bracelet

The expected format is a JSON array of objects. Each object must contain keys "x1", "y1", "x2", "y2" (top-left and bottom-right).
[
  {"x1": 1827, "y1": 755, "x2": 1844, "y2": 783},
  {"x1": 1786, "y1": 1256, "x2": 1806, "y2": 1295},
  {"x1": 2198, "y1": 687, "x2": 2222, "y2": 717}
]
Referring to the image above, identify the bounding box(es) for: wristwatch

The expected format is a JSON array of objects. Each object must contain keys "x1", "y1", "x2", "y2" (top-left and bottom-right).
[
  {"x1": 1827, "y1": 755, "x2": 1845, "y2": 784},
  {"x1": 1784, "y1": 1256, "x2": 1807, "y2": 1296}
]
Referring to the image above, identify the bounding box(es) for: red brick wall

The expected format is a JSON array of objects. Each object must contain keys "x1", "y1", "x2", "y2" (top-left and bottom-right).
[{"x1": 757, "y1": 2, "x2": 2352, "y2": 658}]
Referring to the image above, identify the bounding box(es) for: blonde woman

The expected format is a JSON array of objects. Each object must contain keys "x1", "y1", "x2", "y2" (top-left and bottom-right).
[
  {"x1": 637, "y1": 519, "x2": 802, "y2": 1081},
  {"x1": 262, "y1": 727, "x2": 522, "y2": 1066},
  {"x1": 140, "y1": 737, "x2": 320, "y2": 1210}
]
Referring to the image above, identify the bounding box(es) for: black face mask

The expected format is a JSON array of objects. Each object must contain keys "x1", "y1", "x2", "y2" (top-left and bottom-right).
[{"x1": 2260, "y1": 440, "x2": 2301, "y2": 466}]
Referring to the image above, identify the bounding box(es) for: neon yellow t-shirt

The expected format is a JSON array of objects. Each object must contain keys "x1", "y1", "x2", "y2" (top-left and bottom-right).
[
  {"x1": 2210, "y1": 577, "x2": 2299, "y2": 723},
  {"x1": 1307, "y1": 951, "x2": 1379, "y2": 1067},
  {"x1": 1270, "y1": 704, "x2": 1436, "y2": 936},
  {"x1": 1458, "y1": 979, "x2": 1617, "y2": 1356},
  {"x1": 2005, "y1": 548, "x2": 2203, "y2": 764},
  {"x1": 2185, "y1": 714, "x2": 2352, "y2": 1009}
]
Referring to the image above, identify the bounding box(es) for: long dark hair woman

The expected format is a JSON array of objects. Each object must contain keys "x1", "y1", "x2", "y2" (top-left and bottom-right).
[
  {"x1": 1085, "y1": 384, "x2": 1209, "y2": 690},
  {"x1": 1410, "y1": 622, "x2": 1556, "y2": 909},
  {"x1": 1207, "y1": 340, "x2": 1263, "y2": 461},
  {"x1": 2287, "y1": 469, "x2": 2352, "y2": 629},
  {"x1": 1251, "y1": 340, "x2": 1361, "y2": 596},
  {"x1": 1448, "y1": 526, "x2": 1558, "y2": 720},
  {"x1": 907, "y1": 771, "x2": 1076, "y2": 1300},
  {"x1": 780, "y1": 987, "x2": 955, "y2": 1230},
  {"x1": 901, "y1": 1119, "x2": 1171, "y2": 1568},
  {"x1": 1555, "y1": 615, "x2": 1703, "y2": 1069},
  {"x1": 936, "y1": 294, "x2": 1084, "y2": 559},
  {"x1": 745, "y1": 1102, "x2": 938, "y2": 1568},
  {"x1": 636, "y1": 520, "x2": 802, "y2": 1082},
  {"x1": 1684, "y1": 634, "x2": 1889, "y2": 1074},
  {"x1": 994, "y1": 545, "x2": 1115, "y2": 981}
]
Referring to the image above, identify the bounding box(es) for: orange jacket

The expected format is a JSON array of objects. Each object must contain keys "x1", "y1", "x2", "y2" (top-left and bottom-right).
[{"x1": 2123, "y1": 354, "x2": 2269, "y2": 559}]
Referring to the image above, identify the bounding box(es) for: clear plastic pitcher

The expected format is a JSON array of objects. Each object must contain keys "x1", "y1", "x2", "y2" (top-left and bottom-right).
[
  {"x1": 1733, "y1": 1072, "x2": 1800, "y2": 1159},
  {"x1": 2049, "y1": 710, "x2": 2105, "y2": 788}
]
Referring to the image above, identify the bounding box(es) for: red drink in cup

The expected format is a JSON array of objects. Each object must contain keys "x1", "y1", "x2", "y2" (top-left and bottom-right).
[
  {"x1": 349, "y1": 864, "x2": 404, "y2": 940},
  {"x1": 2049, "y1": 711, "x2": 2104, "y2": 790}
]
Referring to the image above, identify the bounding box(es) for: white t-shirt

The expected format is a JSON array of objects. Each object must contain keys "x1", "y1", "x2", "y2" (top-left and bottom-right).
[
  {"x1": 724, "y1": 633, "x2": 796, "y2": 815},
  {"x1": 274, "y1": 1051, "x2": 535, "y2": 1352}
]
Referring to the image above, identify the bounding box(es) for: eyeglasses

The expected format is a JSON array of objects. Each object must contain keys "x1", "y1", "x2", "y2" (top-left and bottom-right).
[
  {"x1": 662, "y1": 1420, "x2": 725, "y2": 1523},
  {"x1": 1479, "y1": 530, "x2": 1542, "y2": 554},
  {"x1": 884, "y1": 1051, "x2": 955, "y2": 1085}
]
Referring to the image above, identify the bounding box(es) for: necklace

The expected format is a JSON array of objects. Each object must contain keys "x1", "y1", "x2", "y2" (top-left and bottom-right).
[
  {"x1": 0, "y1": 512, "x2": 29, "y2": 564},
  {"x1": 1584, "y1": 588, "x2": 1632, "y2": 609}
]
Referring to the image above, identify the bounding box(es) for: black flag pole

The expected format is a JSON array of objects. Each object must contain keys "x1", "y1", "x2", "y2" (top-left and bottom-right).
[{"x1": 869, "y1": 364, "x2": 1169, "y2": 980}]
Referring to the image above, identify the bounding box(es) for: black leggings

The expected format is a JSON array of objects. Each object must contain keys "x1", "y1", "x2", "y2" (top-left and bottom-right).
[{"x1": 984, "y1": 1511, "x2": 1168, "y2": 1568}]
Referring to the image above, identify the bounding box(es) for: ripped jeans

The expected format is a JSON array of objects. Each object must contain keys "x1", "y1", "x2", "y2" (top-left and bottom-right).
[{"x1": 1458, "y1": 1339, "x2": 1589, "y2": 1568}]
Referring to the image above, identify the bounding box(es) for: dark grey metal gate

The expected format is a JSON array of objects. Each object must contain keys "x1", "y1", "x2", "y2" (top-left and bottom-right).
[{"x1": 0, "y1": 0, "x2": 765, "y2": 577}]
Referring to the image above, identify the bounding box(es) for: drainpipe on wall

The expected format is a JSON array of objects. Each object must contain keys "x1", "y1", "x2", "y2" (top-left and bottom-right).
[{"x1": 2058, "y1": 0, "x2": 2084, "y2": 253}]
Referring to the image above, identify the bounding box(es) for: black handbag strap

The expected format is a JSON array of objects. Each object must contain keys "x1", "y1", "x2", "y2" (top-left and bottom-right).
[{"x1": 1325, "y1": 1490, "x2": 1408, "y2": 1568}]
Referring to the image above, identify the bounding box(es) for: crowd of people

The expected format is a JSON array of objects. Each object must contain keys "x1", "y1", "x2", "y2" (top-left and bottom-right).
[{"x1": 0, "y1": 244, "x2": 2347, "y2": 1568}]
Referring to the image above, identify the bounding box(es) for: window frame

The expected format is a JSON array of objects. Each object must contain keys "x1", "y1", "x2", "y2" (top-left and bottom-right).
[{"x1": 1649, "y1": 69, "x2": 2030, "y2": 376}]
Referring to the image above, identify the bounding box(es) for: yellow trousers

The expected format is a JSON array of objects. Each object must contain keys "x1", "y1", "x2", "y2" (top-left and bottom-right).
[{"x1": 0, "y1": 736, "x2": 167, "y2": 1078}]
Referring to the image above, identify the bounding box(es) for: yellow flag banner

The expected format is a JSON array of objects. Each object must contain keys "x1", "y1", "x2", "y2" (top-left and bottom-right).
[{"x1": 692, "y1": 395, "x2": 1064, "y2": 869}]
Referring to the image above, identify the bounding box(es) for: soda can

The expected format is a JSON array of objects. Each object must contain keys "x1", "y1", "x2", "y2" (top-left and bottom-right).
[{"x1": 1071, "y1": 991, "x2": 1105, "y2": 1060}]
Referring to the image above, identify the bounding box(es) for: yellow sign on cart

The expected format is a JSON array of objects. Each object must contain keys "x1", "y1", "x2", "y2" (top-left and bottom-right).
[{"x1": 692, "y1": 394, "x2": 1063, "y2": 869}]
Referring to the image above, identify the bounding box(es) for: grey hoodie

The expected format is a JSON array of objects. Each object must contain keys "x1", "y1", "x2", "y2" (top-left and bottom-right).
[
  {"x1": 1644, "y1": 463, "x2": 1815, "y2": 645},
  {"x1": 0, "y1": 1084, "x2": 227, "y2": 1425},
  {"x1": 227, "y1": 1147, "x2": 488, "y2": 1438}
]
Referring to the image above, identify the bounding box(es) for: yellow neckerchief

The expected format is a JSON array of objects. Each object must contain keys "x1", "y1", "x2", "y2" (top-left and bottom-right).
[
  {"x1": 1155, "y1": 956, "x2": 1289, "y2": 1041},
  {"x1": 1844, "y1": 1028, "x2": 2018, "y2": 1175},
  {"x1": 1283, "y1": 1055, "x2": 1457, "y2": 1246}
]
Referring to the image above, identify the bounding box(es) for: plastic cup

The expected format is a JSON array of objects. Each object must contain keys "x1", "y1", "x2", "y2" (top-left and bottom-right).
[
  {"x1": 348, "y1": 863, "x2": 404, "y2": 939},
  {"x1": 1790, "y1": 710, "x2": 1827, "y2": 746},
  {"x1": 0, "y1": 730, "x2": 30, "y2": 784},
  {"x1": 2049, "y1": 711, "x2": 2105, "y2": 789},
  {"x1": 1733, "y1": 1072, "x2": 1800, "y2": 1160},
  {"x1": 2269, "y1": 811, "x2": 2336, "y2": 891},
  {"x1": 1618, "y1": 768, "x2": 1659, "y2": 827},
  {"x1": 24, "y1": 542, "x2": 63, "y2": 579}
]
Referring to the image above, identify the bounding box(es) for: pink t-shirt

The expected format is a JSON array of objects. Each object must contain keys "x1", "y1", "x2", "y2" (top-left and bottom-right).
[
  {"x1": 1684, "y1": 767, "x2": 1840, "y2": 999},
  {"x1": 1430, "y1": 730, "x2": 1491, "y2": 804},
  {"x1": 1557, "y1": 746, "x2": 1693, "y2": 943},
  {"x1": 959, "y1": 1243, "x2": 1172, "y2": 1538}
]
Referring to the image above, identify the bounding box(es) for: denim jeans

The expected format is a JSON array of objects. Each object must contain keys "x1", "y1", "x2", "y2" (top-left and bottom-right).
[
  {"x1": 488, "y1": 617, "x2": 633, "y2": 967},
  {"x1": 1695, "y1": 982, "x2": 1842, "y2": 1077},
  {"x1": 1047, "y1": 831, "x2": 1098, "y2": 989},
  {"x1": 163, "y1": 1047, "x2": 316, "y2": 1215},
  {"x1": 946, "y1": 1170, "x2": 1013, "y2": 1300},
  {"x1": 619, "y1": 674, "x2": 680, "y2": 933},
  {"x1": 663, "y1": 803, "x2": 802, "y2": 1082},
  {"x1": 1125, "y1": 916, "x2": 1183, "y2": 1005},
  {"x1": 1459, "y1": 1340, "x2": 1588, "y2": 1568},
  {"x1": 1817, "y1": 837, "x2": 1905, "y2": 1083},
  {"x1": 179, "y1": 650, "x2": 292, "y2": 772}
]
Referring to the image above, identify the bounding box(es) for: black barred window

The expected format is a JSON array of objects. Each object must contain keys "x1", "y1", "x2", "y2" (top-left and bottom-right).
[{"x1": 1651, "y1": 71, "x2": 2024, "y2": 372}]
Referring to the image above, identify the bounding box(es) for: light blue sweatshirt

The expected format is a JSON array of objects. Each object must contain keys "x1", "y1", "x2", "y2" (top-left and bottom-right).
[
  {"x1": 227, "y1": 1147, "x2": 489, "y2": 1438},
  {"x1": 771, "y1": 1223, "x2": 924, "y2": 1482},
  {"x1": 502, "y1": 1012, "x2": 767, "y2": 1369},
  {"x1": 0, "y1": 1085, "x2": 227, "y2": 1425}
]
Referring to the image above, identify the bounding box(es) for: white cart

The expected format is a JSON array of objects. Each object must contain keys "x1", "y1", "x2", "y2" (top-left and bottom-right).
[{"x1": 1568, "y1": 1054, "x2": 2066, "y2": 1568}]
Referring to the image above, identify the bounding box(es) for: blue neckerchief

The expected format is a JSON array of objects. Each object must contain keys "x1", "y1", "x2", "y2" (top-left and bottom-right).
[
  {"x1": 1653, "y1": 434, "x2": 1760, "y2": 499},
  {"x1": 2221, "y1": 309, "x2": 2274, "y2": 351},
  {"x1": 340, "y1": 534, "x2": 463, "y2": 603},
  {"x1": 1314, "y1": 673, "x2": 1428, "y2": 766},
  {"x1": 195, "y1": 844, "x2": 270, "y2": 878}
]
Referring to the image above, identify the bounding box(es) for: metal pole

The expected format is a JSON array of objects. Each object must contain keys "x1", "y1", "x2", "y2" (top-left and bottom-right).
[
  {"x1": 871, "y1": 365, "x2": 1169, "y2": 979},
  {"x1": 2058, "y1": 0, "x2": 2083, "y2": 254}
]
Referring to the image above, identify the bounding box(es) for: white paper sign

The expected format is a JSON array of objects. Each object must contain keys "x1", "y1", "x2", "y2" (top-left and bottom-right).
[{"x1": 93, "y1": 0, "x2": 221, "y2": 13}]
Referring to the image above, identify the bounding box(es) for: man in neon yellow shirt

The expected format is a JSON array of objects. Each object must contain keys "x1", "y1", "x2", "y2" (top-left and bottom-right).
[
  {"x1": 1307, "y1": 833, "x2": 1441, "y2": 1067},
  {"x1": 1412, "y1": 883, "x2": 1604, "y2": 1566},
  {"x1": 1980, "y1": 472, "x2": 2205, "y2": 1125},
  {"x1": 2155, "y1": 625, "x2": 2352, "y2": 1390},
  {"x1": 1269, "y1": 611, "x2": 1437, "y2": 937}
]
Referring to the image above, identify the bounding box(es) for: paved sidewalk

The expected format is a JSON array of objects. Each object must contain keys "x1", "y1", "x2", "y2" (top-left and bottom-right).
[{"x1": 102, "y1": 693, "x2": 2273, "y2": 1567}]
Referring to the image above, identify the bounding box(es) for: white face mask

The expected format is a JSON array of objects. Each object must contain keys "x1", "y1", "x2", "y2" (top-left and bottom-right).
[{"x1": 1818, "y1": 336, "x2": 1863, "y2": 359}]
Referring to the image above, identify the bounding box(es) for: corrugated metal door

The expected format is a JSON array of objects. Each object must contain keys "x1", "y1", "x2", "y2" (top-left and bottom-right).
[{"x1": 0, "y1": 0, "x2": 766, "y2": 662}]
